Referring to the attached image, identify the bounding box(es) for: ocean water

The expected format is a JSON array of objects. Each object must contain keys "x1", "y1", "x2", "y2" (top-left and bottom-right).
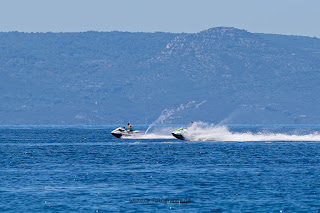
[{"x1": 1, "y1": 125, "x2": 320, "y2": 212}]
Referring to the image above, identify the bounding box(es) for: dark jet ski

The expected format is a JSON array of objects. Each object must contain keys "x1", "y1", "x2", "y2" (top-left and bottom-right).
[{"x1": 171, "y1": 127, "x2": 185, "y2": 140}]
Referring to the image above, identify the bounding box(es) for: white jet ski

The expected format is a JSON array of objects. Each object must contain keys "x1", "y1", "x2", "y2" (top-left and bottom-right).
[
  {"x1": 171, "y1": 127, "x2": 186, "y2": 140},
  {"x1": 111, "y1": 127, "x2": 140, "y2": 138}
]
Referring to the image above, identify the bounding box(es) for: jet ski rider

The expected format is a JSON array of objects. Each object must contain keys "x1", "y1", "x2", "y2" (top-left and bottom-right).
[{"x1": 126, "y1": 123, "x2": 133, "y2": 132}]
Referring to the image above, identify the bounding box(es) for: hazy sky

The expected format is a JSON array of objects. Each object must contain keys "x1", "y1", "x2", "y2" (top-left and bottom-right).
[{"x1": 0, "y1": 0, "x2": 319, "y2": 37}]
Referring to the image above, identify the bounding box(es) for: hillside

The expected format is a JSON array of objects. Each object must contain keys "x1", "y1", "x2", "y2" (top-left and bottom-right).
[{"x1": 1, "y1": 27, "x2": 320, "y2": 124}]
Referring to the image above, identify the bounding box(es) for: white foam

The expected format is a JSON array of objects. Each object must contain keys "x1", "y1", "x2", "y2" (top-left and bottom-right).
[
  {"x1": 123, "y1": 133, "x2": 174, "y2": 139},
  {"x1": 184, "y1": 122, "x2": 320, "y2": 142}
]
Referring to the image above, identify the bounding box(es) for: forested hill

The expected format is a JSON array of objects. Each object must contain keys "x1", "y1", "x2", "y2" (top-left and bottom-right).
[{"x1": 1, "y1": 27, "x2": 320, "y2": 124}]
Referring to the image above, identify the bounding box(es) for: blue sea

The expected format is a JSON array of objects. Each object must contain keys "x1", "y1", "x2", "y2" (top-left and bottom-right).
[{"x1": 1, "y1": 125, "x2": 320, "y2": 212}]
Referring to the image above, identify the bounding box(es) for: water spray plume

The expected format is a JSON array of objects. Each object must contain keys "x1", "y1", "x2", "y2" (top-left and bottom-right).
[
  {"x1": 184, "y1": 122, "x2": 320, "y2": 142},
  {"x1": 145, "y1": 100, "x2": 206, "y2": 134}
]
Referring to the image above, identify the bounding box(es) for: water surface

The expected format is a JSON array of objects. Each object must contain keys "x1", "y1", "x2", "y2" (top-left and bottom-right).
[{"x1": 1, "y1": 125, "x2": 320, "y2": 212}]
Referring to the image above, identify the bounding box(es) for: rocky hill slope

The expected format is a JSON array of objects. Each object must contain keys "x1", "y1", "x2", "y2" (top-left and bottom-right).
[{"x1": 1, "y1": 27, "x2": 320, "y2": 124}]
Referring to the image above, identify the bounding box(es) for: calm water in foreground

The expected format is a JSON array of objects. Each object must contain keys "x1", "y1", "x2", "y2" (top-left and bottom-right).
[{"x1": 1, "y1": 125, "x2": 320, "y2": 212}]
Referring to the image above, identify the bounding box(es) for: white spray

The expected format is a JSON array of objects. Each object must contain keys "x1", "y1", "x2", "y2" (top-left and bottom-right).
[
  {"x1": 144, "y1": 100, "x2": 207, "y2": 134},
  {"x1": 183, "y1": 122, "x2": 320, "y2": 142}
]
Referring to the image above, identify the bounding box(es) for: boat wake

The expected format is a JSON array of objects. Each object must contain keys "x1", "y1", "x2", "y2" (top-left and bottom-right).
[
  {"x1": 124, "y1": 133, "x2": 174, "y2": 139},
  {"x1": 122, "y1": 127, "x2": 176, "y2": 139},
  {"x1": 183, "y1": 122, "x2": 320, "y2": 142}
]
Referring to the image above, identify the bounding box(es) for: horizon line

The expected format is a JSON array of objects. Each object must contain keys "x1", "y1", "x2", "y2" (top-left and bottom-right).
[{"x1": 0, "y1": 26, "x2": 319, "y2": 38}]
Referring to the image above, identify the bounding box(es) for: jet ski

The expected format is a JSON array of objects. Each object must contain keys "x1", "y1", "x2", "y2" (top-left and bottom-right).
[
  {"x1": 111, "y1": 127, "x2": 140, "y2": 138},
  {"x1": 171, "y1": 127, "x2": 185, "y2": 140}
]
